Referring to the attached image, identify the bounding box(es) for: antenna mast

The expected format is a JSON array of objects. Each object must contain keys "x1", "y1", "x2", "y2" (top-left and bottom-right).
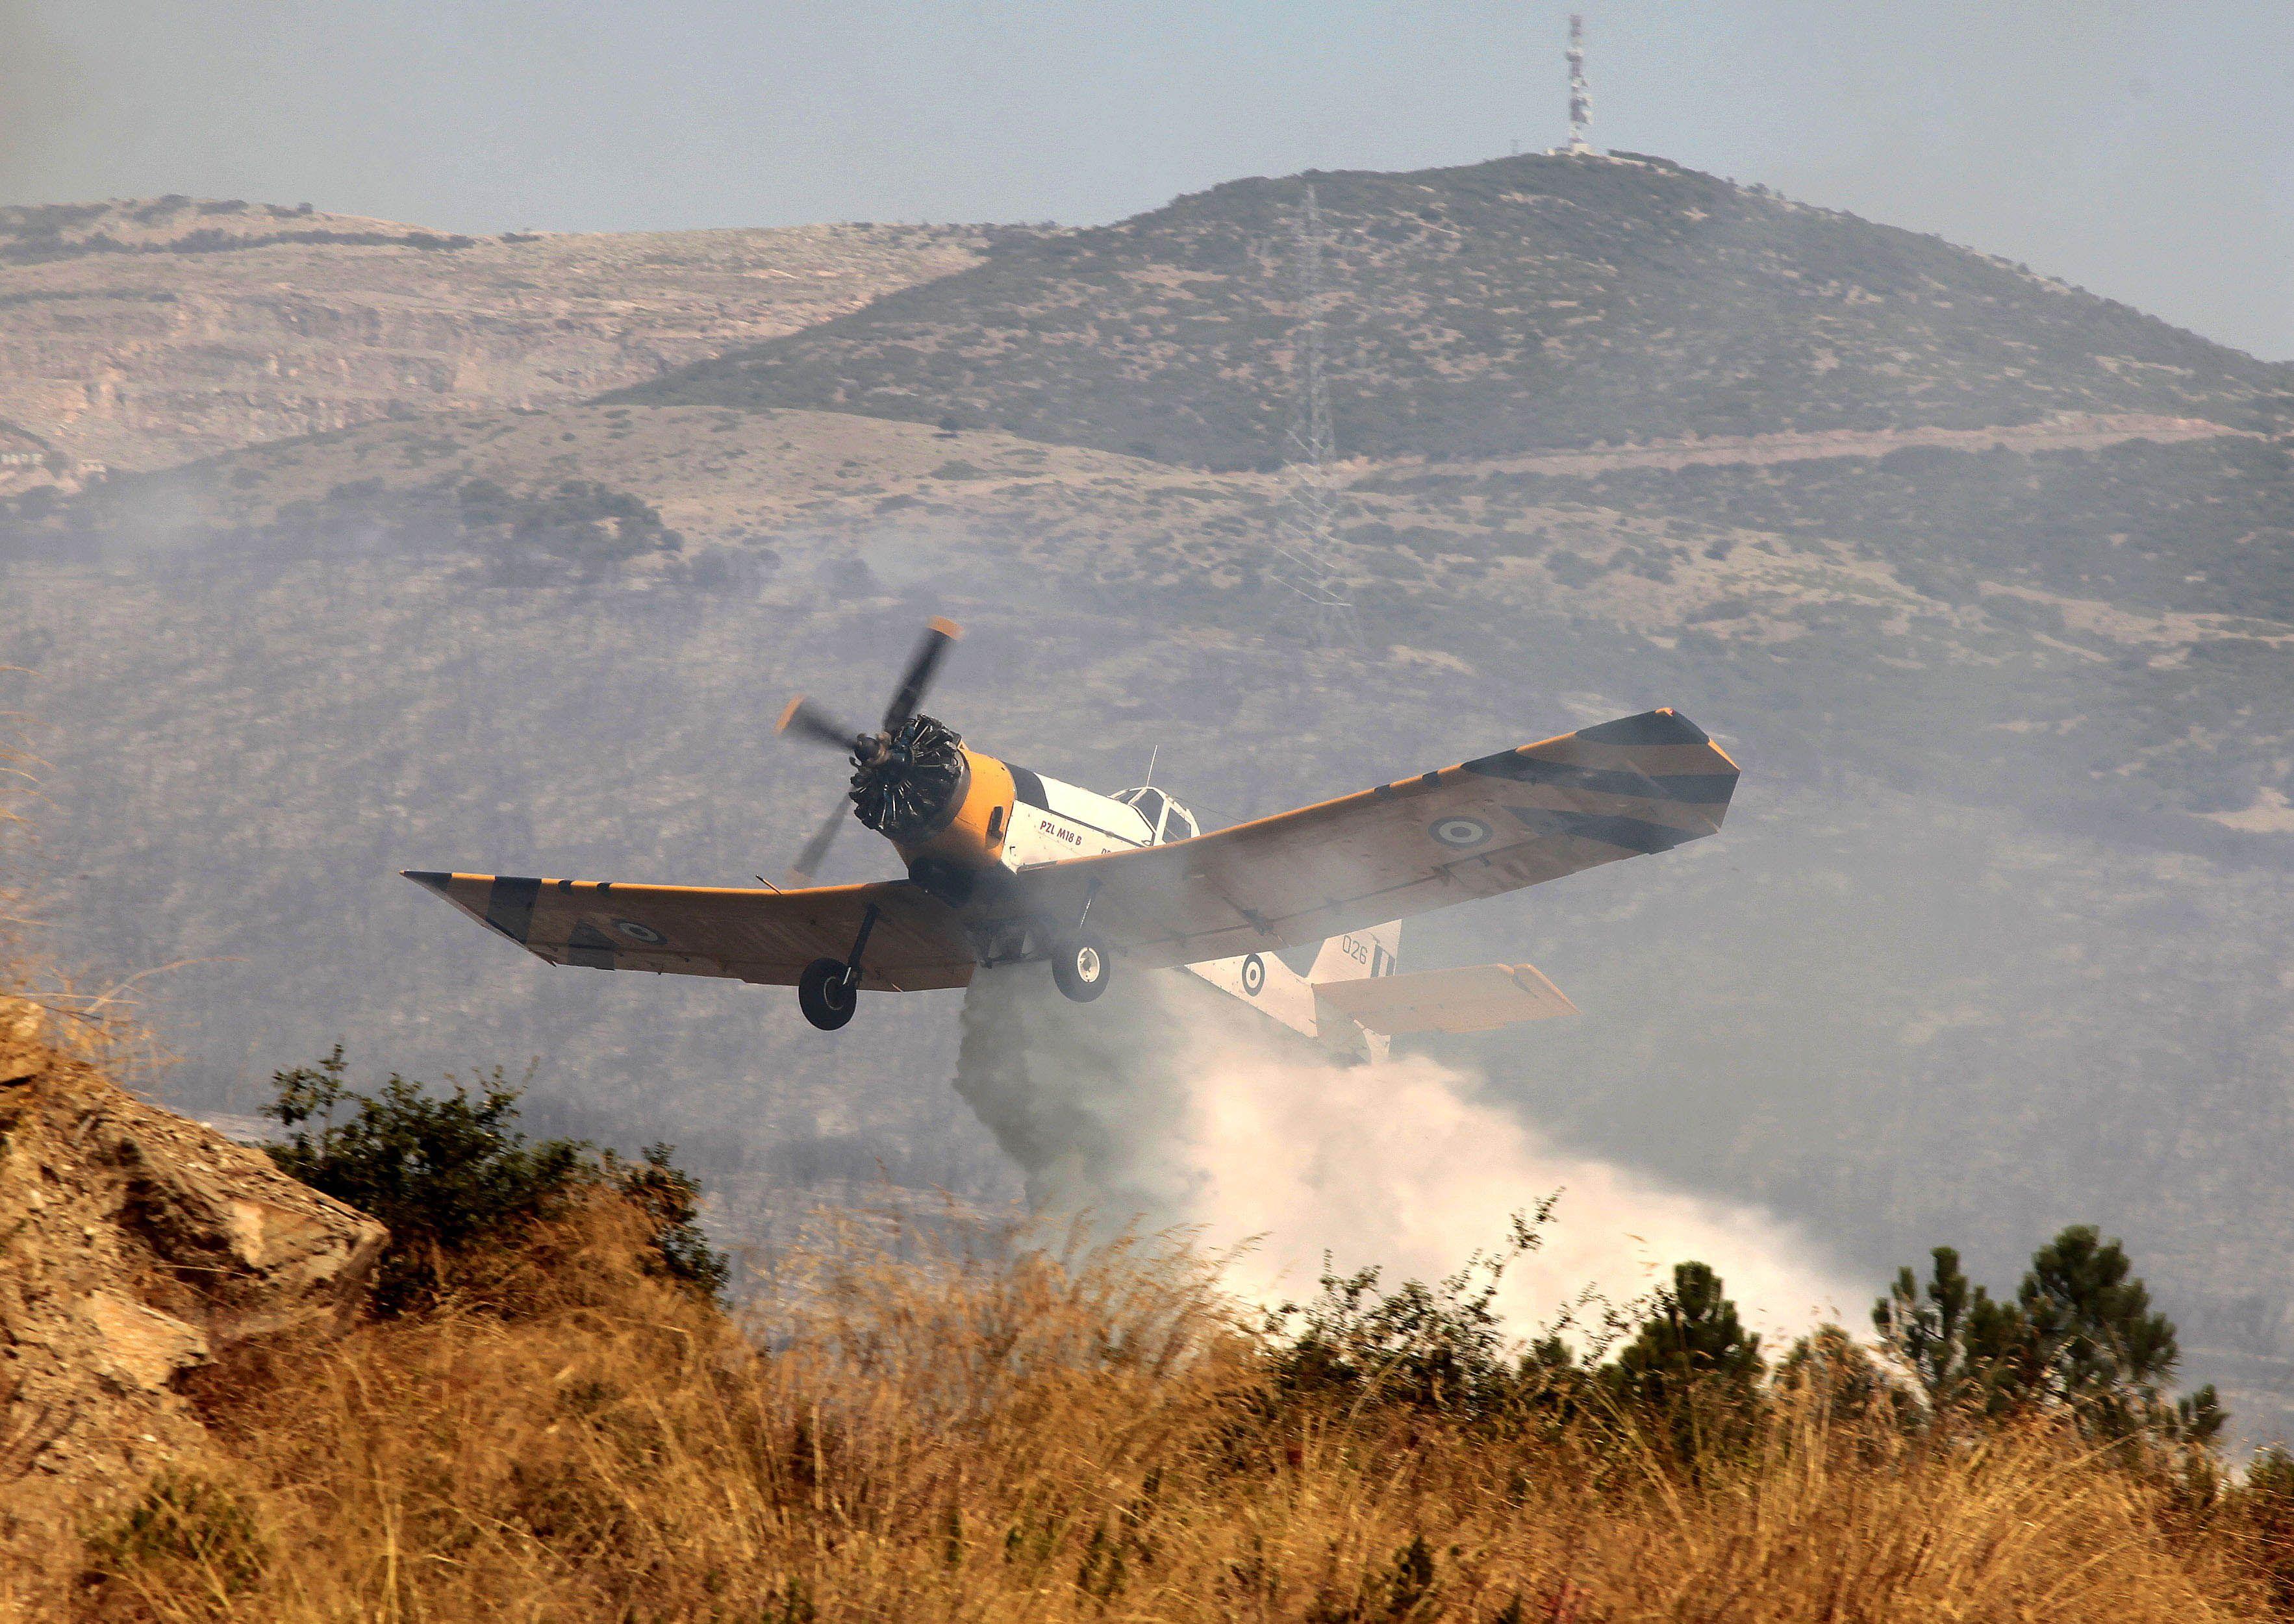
[
  {"x1": 1565, "y1": 14, "x2": 1594, "y2": 156},
  {"x1": 1271, "y1": 184, "x2": 1359, "y2": 649}
]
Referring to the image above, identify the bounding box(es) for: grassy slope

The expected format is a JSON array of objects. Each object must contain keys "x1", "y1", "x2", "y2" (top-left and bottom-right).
[
  {"x1": 624, "y1": 152, "x2": 2293, "y2": 468},
  {"x1": 66, "y1": 1205, "x2": 2273, "y2": 1623}
]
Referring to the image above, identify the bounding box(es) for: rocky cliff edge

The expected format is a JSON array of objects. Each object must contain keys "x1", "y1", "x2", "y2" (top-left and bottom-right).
[{"x1": 0, "y1": 995, "x2": 385, "y2": 1551}]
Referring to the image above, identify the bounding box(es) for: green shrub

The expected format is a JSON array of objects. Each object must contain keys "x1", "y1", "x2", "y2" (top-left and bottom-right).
[
  {"x1": 264, "y1": 1047, "x2": 726, "y2": 1313},
  {"x1": 2237, "y1": 1446, "x2": 2294, "y2": 1610}
]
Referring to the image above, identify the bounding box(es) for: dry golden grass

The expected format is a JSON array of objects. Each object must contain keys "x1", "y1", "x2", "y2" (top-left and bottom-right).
[{"x1": 69, "y1": 1200, "x2": 2280, "y2": 1623}]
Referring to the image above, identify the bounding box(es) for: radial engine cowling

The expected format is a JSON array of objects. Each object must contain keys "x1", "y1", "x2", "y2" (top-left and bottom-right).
[{"x1": 849, "y1": 714, "x2": 971, "y2": 844}]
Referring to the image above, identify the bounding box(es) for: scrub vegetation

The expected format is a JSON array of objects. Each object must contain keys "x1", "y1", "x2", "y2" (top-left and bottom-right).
[
  {"x1": 262, "y1": 1046, "x2": 726, "y2": 1313},
  {"x1": 61, "y1": 1061, "x2": 2294, "y2": 1622}
]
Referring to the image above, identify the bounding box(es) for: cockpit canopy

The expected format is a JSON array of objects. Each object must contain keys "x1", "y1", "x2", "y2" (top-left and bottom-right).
[{"x1": 1114, "y1": 784, "x2": 1199, "y2": 845}]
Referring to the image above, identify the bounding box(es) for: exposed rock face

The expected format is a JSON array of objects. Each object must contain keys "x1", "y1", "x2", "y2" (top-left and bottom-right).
[
  {"x1": 0, "y1": 996, "x2": 385, "y2": 1549},
  {"x1": 0, "y1": 198, "x2": 998, "y2": 485}
]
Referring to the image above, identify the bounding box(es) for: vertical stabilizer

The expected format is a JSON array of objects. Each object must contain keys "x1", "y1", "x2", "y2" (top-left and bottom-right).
[{"x1": 1307, "y1": 921, "x2": 1402, "y2": 984}]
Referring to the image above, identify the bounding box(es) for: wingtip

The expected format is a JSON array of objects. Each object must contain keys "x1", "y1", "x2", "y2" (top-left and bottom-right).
[
  {"x1": 1508, "y1": 964, "x2": 1580, "y2": 1018},
  {"x1": 1574, "y1": 708, "x2": 1713, "y2": 747},
  {"x1": 401, "y1": 869, "x2": 452, "y2": 895}
]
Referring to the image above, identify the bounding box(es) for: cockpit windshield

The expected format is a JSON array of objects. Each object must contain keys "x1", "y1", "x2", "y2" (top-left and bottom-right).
[
  {"x1": 1116, "y1": 786, "x2": 1196, "y2": 843},
  {"x1": 1115, "y1": 785, "x2": 1168, "y2": 827}
]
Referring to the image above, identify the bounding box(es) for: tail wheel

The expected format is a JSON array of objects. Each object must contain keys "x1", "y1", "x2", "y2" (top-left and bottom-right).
[
  {"x1": 798, "y1": 956, "x2": 859, "y2": 1030},
  {"x1": 1050, "y1": 932, "x2": 1111, "y2": 1003}
]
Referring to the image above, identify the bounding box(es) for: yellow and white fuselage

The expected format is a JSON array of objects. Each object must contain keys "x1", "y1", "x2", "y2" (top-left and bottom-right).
[{"x1": 959, "y1": 756, "x2": 1574, "y2": 1056}]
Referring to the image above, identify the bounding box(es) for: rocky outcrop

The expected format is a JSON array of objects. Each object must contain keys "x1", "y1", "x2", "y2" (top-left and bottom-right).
[{"x1": 0, "y1": 995, "x2": 384, "y2": 1549}]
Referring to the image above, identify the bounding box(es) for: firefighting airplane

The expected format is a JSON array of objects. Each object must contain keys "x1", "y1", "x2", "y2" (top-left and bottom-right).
[{"x1": 403, "y1": 619, "x2": 1737, "y2": 1040}]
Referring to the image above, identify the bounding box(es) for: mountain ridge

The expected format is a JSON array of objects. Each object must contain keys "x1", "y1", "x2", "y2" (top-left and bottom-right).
[{"x1": 619, "y1": 151, "x2": 2294, "y2": 469}]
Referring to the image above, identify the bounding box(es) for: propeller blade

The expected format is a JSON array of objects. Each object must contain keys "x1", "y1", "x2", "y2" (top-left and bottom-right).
[
  {"x1": 777, "y1": 694, "x2": 860, "y2": 751},
  {"x1": 786, "y1": 800, "x2": 848, "y2": 888},
  {"x1": 881, "y1": 616, "x2": 962, "y2": 732}
]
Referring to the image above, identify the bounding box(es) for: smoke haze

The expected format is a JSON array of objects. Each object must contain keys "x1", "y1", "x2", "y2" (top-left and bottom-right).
[
  {"x1": 0, "y1": 2, "x2": 76, "y2": 194},
  {"x1": 955, "y1": 963, "x2": 1856, "y2": 1343}
]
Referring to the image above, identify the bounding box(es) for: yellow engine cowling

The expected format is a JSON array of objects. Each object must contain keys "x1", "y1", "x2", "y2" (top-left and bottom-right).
[{"x1": 892, "y1": 748, "x2": 1016, "y2": 872}]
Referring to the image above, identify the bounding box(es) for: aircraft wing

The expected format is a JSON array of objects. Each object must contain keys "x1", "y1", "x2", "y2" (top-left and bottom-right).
[
  {"x1": 1315, "y1": 963, "x2": 1577, "y2": 1036},
  {"x1": 401, "y1": 871, "x2": 976, "y2": 992},
  {"x1": 992, "y1": 708, "x2": 1736, "y2": 971}
]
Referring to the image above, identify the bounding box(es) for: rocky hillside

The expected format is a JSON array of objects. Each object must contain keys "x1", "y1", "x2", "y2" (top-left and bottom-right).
[
  {"x1": 0, "y1": 997, "x2": 383, "y2": 1575},
  {"x1": 0, "y1": 197, "x2": 1000, "y2": 481},
  {"x1": 623, "y1": 151, "x2": 2294, "y2": 469}
]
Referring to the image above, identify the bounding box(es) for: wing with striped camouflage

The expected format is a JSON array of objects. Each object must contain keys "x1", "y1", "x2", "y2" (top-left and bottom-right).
[
  {"x1": 986, "y1": 709, "x2": 1737, "y2": 970},
  {"x1": 401, "y1": 871, "x2": 976, "y2": 992}
]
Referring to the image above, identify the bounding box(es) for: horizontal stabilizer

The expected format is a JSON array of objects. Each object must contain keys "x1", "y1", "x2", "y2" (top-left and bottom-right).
[{"x1": 1313, "y1": 962, "x2": 1576, "y2": 1036}]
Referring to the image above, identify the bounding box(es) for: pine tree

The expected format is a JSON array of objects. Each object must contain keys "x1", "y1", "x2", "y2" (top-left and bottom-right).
[
  {"x1": 1603, "y1": 1262, "x2": 1762, "y2": 1463},
  {"x1": 1874, "y1": 1226, "x2": 2222, "y2": 1448},
  {"x1": 1872, "y1": 1245, "x2": 2039, "y2": 1418}
]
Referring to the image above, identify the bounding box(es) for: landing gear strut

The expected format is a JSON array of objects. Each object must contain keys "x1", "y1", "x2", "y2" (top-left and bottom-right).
[{"x1": 798, "y1": 903, "x2": 878, "y2": 1031}]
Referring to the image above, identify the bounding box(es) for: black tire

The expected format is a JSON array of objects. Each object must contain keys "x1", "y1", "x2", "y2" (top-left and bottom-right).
[
  {"x1": 1050, "y1": 932, "x2": 1111, "y2": 1003},
  {"x1": 798, "y1": 956, "x2": 859, "y2": 1031}
]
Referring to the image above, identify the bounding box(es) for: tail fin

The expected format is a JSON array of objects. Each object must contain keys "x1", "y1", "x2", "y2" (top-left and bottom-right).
[{"x1": 1305, "y1": 920, "x2": 1402, "y2": 984}]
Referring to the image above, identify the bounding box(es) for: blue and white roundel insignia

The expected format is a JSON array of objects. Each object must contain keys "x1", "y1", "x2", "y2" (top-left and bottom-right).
[
  {"x1": 1240, "y1": 953, "x2": 1267, "y2": 996},
  {"x1": 611, "y1": 919, "x2": 666, "y2": 945},
  {"x1": 1430, "y1": 814, "x2": 1493, "y2": 849}
]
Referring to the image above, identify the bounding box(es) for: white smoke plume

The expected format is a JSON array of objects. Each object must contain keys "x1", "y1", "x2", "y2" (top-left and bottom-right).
[{"x1": 955, "y1": 963, "x2": 1859, "y2": 1345}]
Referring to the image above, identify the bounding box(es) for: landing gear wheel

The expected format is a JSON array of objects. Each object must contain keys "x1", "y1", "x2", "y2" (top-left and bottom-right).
[
  {"x1": 798, "y1": 956, "x2": 859, "y2": 1031},
  {"x1": 1050, "y1": 932, "x2": 1111, "y2": 1003}
]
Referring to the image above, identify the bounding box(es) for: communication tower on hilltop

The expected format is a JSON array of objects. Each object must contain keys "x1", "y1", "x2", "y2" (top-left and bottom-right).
[
  {"x1": 1270, "y1": 184, "x2": 1359, "y2": 649},
  {"x1": 1564, "y1": 14, "x2": 1594, "y2": 155}
]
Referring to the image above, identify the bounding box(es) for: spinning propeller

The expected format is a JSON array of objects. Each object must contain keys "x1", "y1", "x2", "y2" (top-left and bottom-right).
[{"x1": 775, "y1": 617, "x2": 965, "y2": 885}]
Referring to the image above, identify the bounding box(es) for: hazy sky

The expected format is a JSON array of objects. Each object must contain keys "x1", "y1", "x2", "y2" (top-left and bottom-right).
[{"x1": 5, "y1": 1, "x2": 2289, "y2": 359}]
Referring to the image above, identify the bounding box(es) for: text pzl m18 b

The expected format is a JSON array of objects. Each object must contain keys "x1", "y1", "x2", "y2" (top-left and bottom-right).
[{"x1": 405, "y1": 618, "x2": 1738, "y2": 1037}]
